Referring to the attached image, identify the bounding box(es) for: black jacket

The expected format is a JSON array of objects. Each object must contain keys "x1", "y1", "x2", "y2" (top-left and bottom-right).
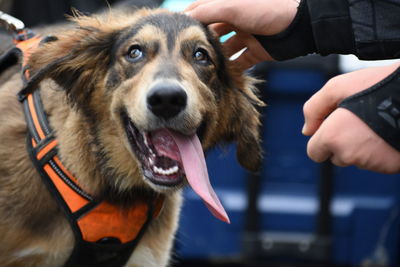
[
  {"x1": 257, "y1": 0, "x2": 400, "y2": 61},
  {"x1": 256, "y1": 0, "x2": 400, "y2": 152}
]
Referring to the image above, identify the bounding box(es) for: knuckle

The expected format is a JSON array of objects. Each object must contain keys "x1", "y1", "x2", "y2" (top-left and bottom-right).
[
  {"x1": 331, "y1": 152, "x2": 354, "y2": 167},
  {"x1": 340, "y1": 153, "x2": 355, "y2": 166},
  {"x1": 323, "y1": 75, "x2": 348, "y2": 103},
  {"x1": 325, "y1": 75, "x2": 343, "y2": 90},
  {"x1": 327, "y1": 138, "x2": 355, "y2": 166},
  {"x1": 307, "y1": 140, "x2": 326, "y2": 163},
  {"x1": 331, "y1": 158, "x2": 347, "y2": 167}
]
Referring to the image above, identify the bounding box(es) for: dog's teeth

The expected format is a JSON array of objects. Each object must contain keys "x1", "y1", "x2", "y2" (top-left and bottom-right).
[
  {"x1": 153, "y1": 166, "x2": 179, "y2": 176},
  {"x1": 164, "y1": 166, "x2": 177, "y2": 175},
  {"x1": 153, "y1": 166, "x2": 165, "y2": 175},
  {"x1": 170, "y1": 166, "x2": 179, "y2": 174},
  {"x1": 149, "y1": 157, "x2": 154, "y2": 165}
]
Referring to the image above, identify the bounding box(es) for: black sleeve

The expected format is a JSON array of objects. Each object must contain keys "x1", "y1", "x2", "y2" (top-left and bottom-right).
[
  {"x1": 256, "y1": 0, "x2": 400, "y2": 61},
  {"x1": 339, "y1": 67, "x2": 400, "y2": 151}
]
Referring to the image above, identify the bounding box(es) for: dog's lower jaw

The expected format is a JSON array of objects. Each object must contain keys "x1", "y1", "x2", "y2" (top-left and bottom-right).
[{"x1": 143, "y1": 174, "x2": 185, "y2": 194}]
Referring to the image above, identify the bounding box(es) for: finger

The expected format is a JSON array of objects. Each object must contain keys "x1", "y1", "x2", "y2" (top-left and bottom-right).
[
  {"x1": 302, "y1": 79, "x2": 343, "y2": 136},
  {"x1": 232, "y1": 35, "x2": 272, "y2": 65},
  {"x1": 231, "y1": 49, "x2": 253, "y2": 71},
  {"x1": 222, "y1": 33, "x2": 247, "y2": 58},
  {"x1": 184, "y1": 0, "x2": 214, "y2": 12},
  {"x1": 185, "y1": 1, "x2": 233, "y2": 25},
  {"x1": 210, "y1": 23, "x2": 236, "y2": 37},
  {"x1": 233, "y1": 46, "x2": 273, "y2": 70},
  {"x1": 306, "y1": 124, "x2": 333, "y2": 163}
]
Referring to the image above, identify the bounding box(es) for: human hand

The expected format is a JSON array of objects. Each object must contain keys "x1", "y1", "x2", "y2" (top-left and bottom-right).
[
  {"x1": 185, "y1": 0, "x2": 300, "y2": 69},
  {"x1": 302, "y1": 63, "x2": 400, "y2": 174}
]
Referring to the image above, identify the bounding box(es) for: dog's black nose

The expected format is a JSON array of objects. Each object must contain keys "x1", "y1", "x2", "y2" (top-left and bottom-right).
[{"x1": 147, "y1": 84, "x2": 187, "y2": 120}]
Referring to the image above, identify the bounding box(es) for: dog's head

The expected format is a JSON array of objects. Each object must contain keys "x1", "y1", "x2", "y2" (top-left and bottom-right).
[{"x1": 26, "y1": 9, "x2": 264, "y2": 204}]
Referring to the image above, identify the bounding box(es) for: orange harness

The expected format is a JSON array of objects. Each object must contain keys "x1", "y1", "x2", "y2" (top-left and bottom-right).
[{"x1": 1, "y1": 29, "x2": 165, "y2": 266}]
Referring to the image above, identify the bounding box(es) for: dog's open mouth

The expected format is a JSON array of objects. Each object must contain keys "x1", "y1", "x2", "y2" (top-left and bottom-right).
[
  {"x1": 124, "y1": 119, "x2": 184, "y2": 187},
  {"x1": 121, "y1": 112, "x2": 230, "y2": 223}
]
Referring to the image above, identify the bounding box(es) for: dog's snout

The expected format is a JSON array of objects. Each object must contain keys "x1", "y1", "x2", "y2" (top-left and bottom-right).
[{"x1": 147, "y1": 84, "x2": 187, "y2": 120}]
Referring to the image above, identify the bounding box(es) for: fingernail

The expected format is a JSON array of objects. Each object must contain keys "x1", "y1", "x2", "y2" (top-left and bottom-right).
[{"x1": 184, "y1": 11, "x2": 192, "y2": 16}]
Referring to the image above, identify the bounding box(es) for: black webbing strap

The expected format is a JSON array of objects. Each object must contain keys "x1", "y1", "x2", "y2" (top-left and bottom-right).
[{"x1": 0, "y1": 47, "x2": 21, "y2": 74}]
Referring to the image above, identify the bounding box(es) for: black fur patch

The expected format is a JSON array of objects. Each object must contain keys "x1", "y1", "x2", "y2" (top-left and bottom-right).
[
  {"x1": 40, "y1": 35, "x2": 58, "y2": 45},
  {"x1": 123, "y1": 63, "x2": 144, "y2": 80},
  {"x1": 105, "y1": 68, "x2": 122, "y2": 90}
]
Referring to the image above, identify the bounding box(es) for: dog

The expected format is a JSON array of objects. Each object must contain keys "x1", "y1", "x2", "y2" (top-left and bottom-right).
[{"x1": 0, "y1": 8, "x2": 263, "y2": 267}]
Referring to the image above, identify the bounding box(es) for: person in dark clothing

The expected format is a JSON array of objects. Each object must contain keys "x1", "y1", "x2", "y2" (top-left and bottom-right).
[{"x1": 186, "y1": 0, "x2": 400, "y2": 174}]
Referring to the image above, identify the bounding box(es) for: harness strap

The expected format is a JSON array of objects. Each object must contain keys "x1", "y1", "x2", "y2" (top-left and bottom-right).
[
  {"x1": 0, "y1": 47, "x2": 21, "y2": 74},
  {"x1": 2, "y1": 19, "x2": 165, "y2": 267},
  {"x1": 23, "y1": 90, "x2": 164, "y2": 267}
]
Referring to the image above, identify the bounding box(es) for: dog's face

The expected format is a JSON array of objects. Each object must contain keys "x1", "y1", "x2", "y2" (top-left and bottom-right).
[{"x1": 27, "y1": 9, "x2": 263, "y2": 196}]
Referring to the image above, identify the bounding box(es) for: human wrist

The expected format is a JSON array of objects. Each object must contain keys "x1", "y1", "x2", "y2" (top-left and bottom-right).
[{"x1": 254, "y1": 0, "x2": 316, "y2": 61}]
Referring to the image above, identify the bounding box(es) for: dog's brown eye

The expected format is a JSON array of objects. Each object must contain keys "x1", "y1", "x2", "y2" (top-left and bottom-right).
[
  {"x1": 193, "y1": 48, "x2": 210, "y2": 65},
  {"x1": 127, "y1": 45, "x2": 143, "y2": 62}
]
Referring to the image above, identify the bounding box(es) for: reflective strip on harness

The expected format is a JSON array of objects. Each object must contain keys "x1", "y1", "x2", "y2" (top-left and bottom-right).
[
  {"x1": 27, "y1": 93, "x2": 46, "y2": 139},
  {"x1": 42, "y1": 162, "x2": 90, "y2": 213}
]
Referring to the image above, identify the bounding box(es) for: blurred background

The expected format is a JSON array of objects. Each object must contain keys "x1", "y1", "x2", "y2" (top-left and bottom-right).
[{"x1": 1, "y1": 0, "x2": 400, "y2": 266}]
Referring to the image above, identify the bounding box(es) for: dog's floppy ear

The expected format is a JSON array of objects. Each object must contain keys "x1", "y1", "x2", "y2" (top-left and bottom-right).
[
  {"x1": 231, "y1": 78, "x2": 264, "y2": 172},
  {"x1": 204, "y1": 28, "x2": 264, "y2": 172},
  {"x1": 22, "y1": 23, "x2": 117, "y2": 105}
]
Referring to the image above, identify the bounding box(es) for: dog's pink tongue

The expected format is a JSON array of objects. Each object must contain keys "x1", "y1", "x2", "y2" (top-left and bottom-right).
[{"x1": 169, "y1": 130, "x2": 230, "y2": 223}]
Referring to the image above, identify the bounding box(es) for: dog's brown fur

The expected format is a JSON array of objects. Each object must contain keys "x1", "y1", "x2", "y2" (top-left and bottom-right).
[{"x1": 0, "y1": 9, "x2": 263, "y2": 267}]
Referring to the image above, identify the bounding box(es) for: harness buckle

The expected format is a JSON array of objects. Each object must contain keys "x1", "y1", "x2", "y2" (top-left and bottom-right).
[
  {"x1": 13, "y1": 28, "x2": 35, "y2": 42},
  {"x1": 0, "y1": 10, "x2": 35, "y2": 44},
  {"x1": 0, "y1": 10, "x2": 25, "y2": 34}
]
